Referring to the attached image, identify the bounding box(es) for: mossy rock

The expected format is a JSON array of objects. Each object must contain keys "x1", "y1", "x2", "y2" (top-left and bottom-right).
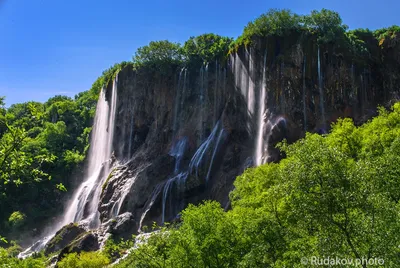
[
  {"x1": 44, "y1": 223, "x2": 86, "y2": 255},
  {"x1": 57, "y1": 232, "x2": 99, "y2": 262}
]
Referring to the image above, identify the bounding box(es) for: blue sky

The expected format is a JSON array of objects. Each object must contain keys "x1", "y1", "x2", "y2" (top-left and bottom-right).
[{"x1": 1, "y1": 0, "x2": 399, "y2": 106}]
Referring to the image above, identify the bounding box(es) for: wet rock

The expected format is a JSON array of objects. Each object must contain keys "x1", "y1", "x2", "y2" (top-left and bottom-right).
[
  {"x1": 99, "y1": 154, "x2": 175, "y2": 224},
  {"x1": 110, "y1": 212, "x2": 135, "y2": 236},
  {"x1": 57, "y1": 232, "x2": 99, "y2": 261},
  {"x1": 44, "y1": 223, "x2": 86, "y2": 255}
]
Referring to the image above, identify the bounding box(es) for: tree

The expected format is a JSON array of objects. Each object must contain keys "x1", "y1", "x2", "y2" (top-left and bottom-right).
[
  {"x1": 301, "y1": 9, "x2": 348, "y2": 43},
  {"x1": 133, "y1": 40, "x2": 183, "y2": 70},
  {"x1": 183, "y1": 34, "x2": 233, "y2": 64}
]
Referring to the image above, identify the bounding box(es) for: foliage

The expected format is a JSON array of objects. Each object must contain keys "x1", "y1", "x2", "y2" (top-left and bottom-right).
[
  {"x1": 8, "y1": 212, "x2": 26, "y2": 228},
  {"x1": 301, "y1": 9, "x2": 348, "y2": 44},
  {"x1": 101, "y1": 61, "x2": 134, "y2": 88},
  {"x1": 0, "y1": 247, "x2": 46, "y2": 268},
  {"x1": 233, "y1": 8, "x2": 351, "y2": 49},
  {"x1": 234, "y1": 9, "x2": 301, "y2": 48},
  {"x1": 103, "y1": 235, "x2": 134, "y2": 262},
  {"x1": 183, "y1": 34, "x2": 233, "y2": 64},
  {"x1": 133, "y1": 40, "x2": 183, "y2": 68},
  {"x1": 374, "y1": 25, "x2": 400, "y2": 40},
  {"x1": 57, "y1": 251, "x2": 110, "y2": 268}
]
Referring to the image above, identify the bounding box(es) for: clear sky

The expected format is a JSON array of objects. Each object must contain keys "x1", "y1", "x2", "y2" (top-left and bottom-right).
[{"x1": 1, "y1": 0, "x2": 399, "y2": 106}]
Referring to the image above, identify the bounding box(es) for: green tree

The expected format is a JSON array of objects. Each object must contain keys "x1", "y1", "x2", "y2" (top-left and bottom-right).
[
  {"x1": 133, "y1": 40, "x2": 183, "y2": 67},
  {"x1": 235, "y1": 9, "x2": 301, "y2": 47},
  {"x1": 183, "y1": 34, "x2": 233, "y2": 64},
  {"x1": 301, "y1": 9, "x2": 348, "y2": 43}
]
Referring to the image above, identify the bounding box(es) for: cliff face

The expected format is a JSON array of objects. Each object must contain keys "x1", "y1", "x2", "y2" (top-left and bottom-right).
[{"x1": 98, "y1": 34, "x2": 400, "y2": 235}]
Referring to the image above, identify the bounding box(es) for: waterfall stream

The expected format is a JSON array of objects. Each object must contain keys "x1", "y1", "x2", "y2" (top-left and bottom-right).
[
  {"x1": 255, "y1": 50, "x2": 268, "y2": 166},
  {"x1": 19, "y1": 76, "x2": 119, "y2": 257},
  {"x1": 65, "y1": 75, "x2": 118, "y2": 228},
  {"x1": 317, "y1": 46, "x2": 326, "y2": 130}
]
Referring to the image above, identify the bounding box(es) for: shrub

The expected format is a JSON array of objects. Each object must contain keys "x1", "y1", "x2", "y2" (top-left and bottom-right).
[
  {"x1": 8, "y1": 211, "x2": 26, "y2": 228},
  {"x1": 57, "y1": 251, "x2": 110, "y2": 268}
]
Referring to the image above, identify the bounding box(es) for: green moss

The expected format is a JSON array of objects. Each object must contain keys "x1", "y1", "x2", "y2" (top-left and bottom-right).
[{"x1": 101, "y1": 168, "x2": 116, "y2": 195}]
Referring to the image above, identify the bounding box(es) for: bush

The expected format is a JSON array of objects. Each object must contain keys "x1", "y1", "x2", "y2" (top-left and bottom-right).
[
  {"x1": 57, "y1": 251, "x2": 110, "y2": 268},
  {"x1": 8, "y1": 211, "x2": 26, "y2": 228},
  {"x1": 0, "y1": 247, "x2": 45, "y2": 268}
]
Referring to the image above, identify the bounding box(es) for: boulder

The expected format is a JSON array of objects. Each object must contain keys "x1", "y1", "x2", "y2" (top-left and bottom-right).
[
  {"x1": 44, "y1": 223, "x2": 86, "y2": 255},
  {"x1": 109, "y1": 212, "x2": 135, "y2": 236},
  {"x1": 57, "y1": 232, "x2": 99, "y2": 261}
]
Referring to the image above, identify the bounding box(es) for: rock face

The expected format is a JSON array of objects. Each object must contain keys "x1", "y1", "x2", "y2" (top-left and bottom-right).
[
  {"x1": 89, "y1": 34, "x2": 400, "y2": 240},
  {"x1": 57, "y1": 232, "x2": 99, "y2": 261},
  {"x1": 44, "y1": 223, "x2": 86, "y2": 255}
]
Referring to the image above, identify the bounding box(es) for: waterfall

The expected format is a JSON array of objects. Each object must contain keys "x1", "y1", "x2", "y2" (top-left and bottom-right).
[
  {"x1": 161, "y1": 122, "x2": 225, "y2": 224},
  {"x1": 351, "y1": 64, "x2": 356, "y2": 99},
  {"x1": 161, "y1": 172, "x2": 188, "y2": 224},
  {"x1": 19, "y1": 75, "x2": 119, "y2": 258},
  {"x1": 280, "y1": 61, "x2": 285, "y2": 112},
  {"x1": 317, "y1": 46, "x2": 326, "y2": 129},
  {"x1": 189, "y1": 121, "x2": 221, "y2": 177},
  {"x1": 214, "y1": 61, "x2": 218, "y2": 125},
  {"x1": 303, "y1": 56, "x2": 307, "y2": 131},
  {"x1": 247, "y1": 48, "x2": 255, "y2": 115},
  {"x1": 65, "y1": 75, "x2": 118, "y2": 228},
  {"x1": 173, "y1": 68, "x2": 185, "y2": 136},
  {"x1": 161, "y1": 137, "x2": 189, "y2": 224},
  {"x1": 199, "y1": 64, "x2": 208, "y2": 143},
  {"x1": 180, "y1": 69, "x2": 187, "y2": 120},
  {"x1": 205, "y1": 128, "x2": 225, "y2": 183},
  {"x1": 128, "y1": 115, "x2": 134, "y2": 159},
  {"x1": 170, "y1": 137, "x2": 188, "y2": 173},
  {"x1": 138, "y1": 183, "x2": 163, "y2": 232},
  {"x1": 255, "y1": 50, "x2": 268, "y2": 166}
]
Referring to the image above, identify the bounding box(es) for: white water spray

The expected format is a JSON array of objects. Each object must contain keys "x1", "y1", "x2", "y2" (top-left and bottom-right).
[{"x1": 255, "y1": 50, "x2": 268, "y2": 166}]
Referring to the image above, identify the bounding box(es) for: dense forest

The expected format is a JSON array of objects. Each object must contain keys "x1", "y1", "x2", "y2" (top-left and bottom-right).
[{"x1": 1, "y1": 8, "x2": 400, "y2": 267}]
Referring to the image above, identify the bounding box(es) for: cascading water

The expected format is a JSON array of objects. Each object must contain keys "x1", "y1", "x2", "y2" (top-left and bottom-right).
[
  {"x1": 351, "y1": 64, "x2": 356, "y2": 99},
  {"x1": 180, "y1": 69, "x2": 187, "y2": 119},
  {"x1": 161, "y1": 122, "x2": 225, "y2": 224},
  {"x1": 189, "y1": 121, "x2": 221, "y2": 177},
  {"x1": 303, "y1": 56, "x2": 307, "y2": 131},
  {"x1": 161, "y1": 172, "x2": 188, "y2": 224},
  {"x1": 255, "y1": 50, "x2": 268, "y2": 166},
  {"x1": 128, "y1": 115, "x2": 135, "y2": 159},
  {"x1": 199, "y1": 64, "x2": 209, "y2": 143},
  {"x1": 214, "y1": 61, "x2": 218, "y2": 125},
  {"x1": 247, "y1": 48, "x2": 255, "y2": 115},
  {"x1": 19, "y1": 75, "x2": 119, "y2": 258},
  {"x1": 317, "y1": 46, "x2": 326, "y2": 129},
  {"x1": 161, "y1": 137, "x2": 189, "y2": 224},
  {"x1": 205, "y1": 128, "x2": 225, "y2": 183},
  {"x1": 173, "y1": 68, "x2": 185, "y2": 136},
  {"x1": 280, "y1": 62, "x2": 285, "y2": 112},
  {"x1": 65, "y1": 75, "x2": 118, "y2": 228},
  {"x1": 138, "y1": 183, "x2": 163, "y2": 232}
]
